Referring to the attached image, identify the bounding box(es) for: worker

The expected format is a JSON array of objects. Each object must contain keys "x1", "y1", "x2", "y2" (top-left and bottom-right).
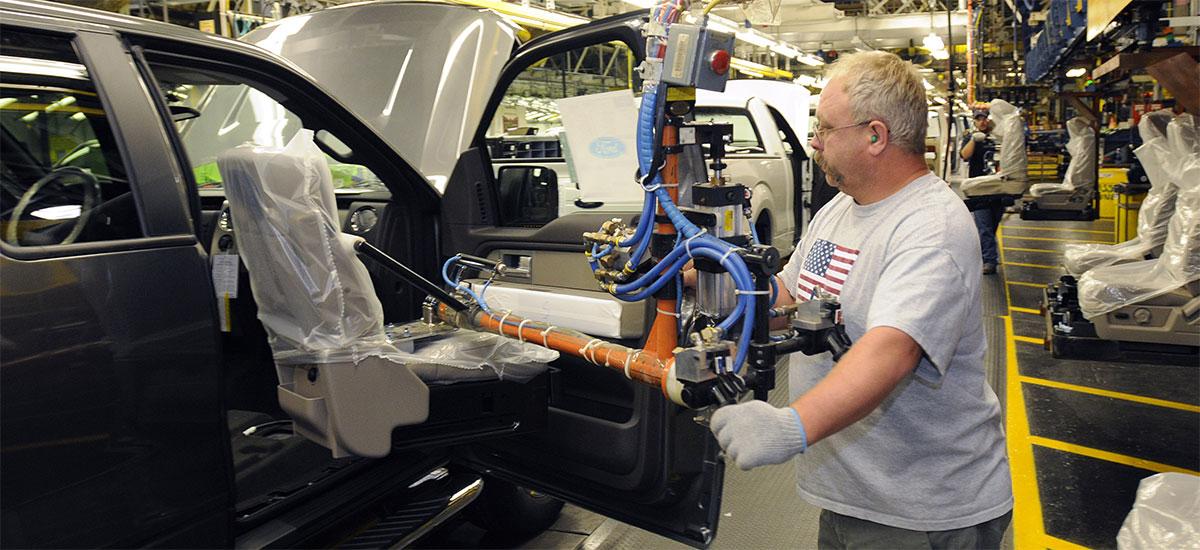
[
  {"x1": 708, "y1": 51, "x2": 1013, "y2": 549},
  {"x1": 961, "y1": 111, "x2": 1002, "y2": 275}
]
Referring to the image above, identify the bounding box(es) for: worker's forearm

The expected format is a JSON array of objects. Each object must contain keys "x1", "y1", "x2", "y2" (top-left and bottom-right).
[
  {"x1": 788, "y1": 326, "x2": 921, "y2": 445},
  {"x1": 960, "y1": 140, "x2": 975, "y2": 160},
  {"x1": 770, "y1": 275, "x2": 795, "y2": 330}
]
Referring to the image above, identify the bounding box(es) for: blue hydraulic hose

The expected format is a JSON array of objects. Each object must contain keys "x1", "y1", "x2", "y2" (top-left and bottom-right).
[{"x1": 442, "y1": 255, "x2": 492, "y2": 313}]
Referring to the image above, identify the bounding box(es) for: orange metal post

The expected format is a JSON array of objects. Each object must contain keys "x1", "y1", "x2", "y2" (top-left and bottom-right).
[{"x1": 643, "y1": 123, "x2": 680, "y2": 361}]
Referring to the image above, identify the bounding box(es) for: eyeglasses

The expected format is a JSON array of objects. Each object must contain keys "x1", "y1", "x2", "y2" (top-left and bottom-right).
[{"x1": 812, "y1": 120, "x2": 869, "y2": 143}]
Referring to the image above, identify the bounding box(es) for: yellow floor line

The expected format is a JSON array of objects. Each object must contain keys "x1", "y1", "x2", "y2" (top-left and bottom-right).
[
  {"x1": 1004, "y1": 315, "x2": 1046, "y2": 549},
  {"x1": 1000, "y1": 234, "x2": 1113, "y2": 244},
  {"x1": 1010, "y1": 306, "x2": 1042, "y2": 315},
  {"x1": 998, "y1": 226, "x2": 1014, "y2": 316},
  {"x1": 999, "y1": 225, "x2": 1113, "y2": 235},
  {"x1": 1004, "y1": 261, "x2": 1061, "y2": 270},
  {"x1": 1003, "y1": 246, "x2": 1063, "y2": 254},
  {"x1": 1008, "y1": 281, "x2": 1051, "y2": 290},
  {"x1": 1020, "y1": 376, "x2": 1200, "y2": 413},
  {"x1": 1029, "y1": 436, "x2": 1200, "y2": 476},
  {"x1": 1043, "y1": 533, "x2": 1092, "y2": 550},
  {"x1": 1014, "y1": 335, "x2": 1045, "y2": 345}
]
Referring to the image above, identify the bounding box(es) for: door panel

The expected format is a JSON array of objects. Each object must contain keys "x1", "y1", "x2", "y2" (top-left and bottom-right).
[
  {"x1": 0, "y1": 28, "x2": 229, "y2": 548},
  {"x1": 447, "y1": 11, "x2": 726, "y2": 548}
]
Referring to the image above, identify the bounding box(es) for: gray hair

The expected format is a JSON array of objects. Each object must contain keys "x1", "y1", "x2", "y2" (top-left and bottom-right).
[{"x1": 826, "y1": 51, "x2": 928, "y2": 156}]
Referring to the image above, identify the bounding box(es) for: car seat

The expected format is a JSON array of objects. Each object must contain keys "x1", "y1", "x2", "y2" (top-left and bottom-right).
[
  {"x1": 219, "y1": 130, "x2": 539, "y2": 458},
  {"x1": 961, "y1": 99, "x2": 1029, "y2": 197},
  {"x1": 1076, "y1": 114, "x2": 1200, "y2": 346},
  {"x1": 1063, "y1": 110, "x2": 1179, "y2": 275},
  {"x1": 1026, "y1": 117, "x2": 1096, "y2": 211}
]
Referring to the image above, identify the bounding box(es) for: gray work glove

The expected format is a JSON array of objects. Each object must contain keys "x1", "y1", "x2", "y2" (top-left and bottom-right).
[
  {"x1": 972, "y1": 131, "x2": 987, "y2": 142},
  {"x1": 709, "y1": 400, "x2": 807, "y2": 470}
]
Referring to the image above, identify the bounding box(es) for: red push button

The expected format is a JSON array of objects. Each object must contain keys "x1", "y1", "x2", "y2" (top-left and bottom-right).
[{"x1": 709, "y1": 49, "x2": 730, "y2": 75}]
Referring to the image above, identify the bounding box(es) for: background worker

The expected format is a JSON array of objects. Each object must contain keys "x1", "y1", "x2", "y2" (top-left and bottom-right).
[
  {"x1": 961, "y1": 111, "x2": 1003, "y2": 274},
  {"x1": 708, "y1": 51, "x2": 1013, "y2": 549}
]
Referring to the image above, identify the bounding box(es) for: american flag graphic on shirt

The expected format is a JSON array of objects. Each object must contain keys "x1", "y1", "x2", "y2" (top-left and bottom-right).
[{"x1": 797, "y1": 239, "x2": 859, "y2": 299}]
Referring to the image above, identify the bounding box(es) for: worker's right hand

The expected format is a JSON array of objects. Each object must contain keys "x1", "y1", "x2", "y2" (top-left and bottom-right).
[
  {"x1": 972, "y1": 131, "x2": 987, "y2": 142},
  {"x1": 709, "y1": 400, "x2": 807, "y2": 470}
]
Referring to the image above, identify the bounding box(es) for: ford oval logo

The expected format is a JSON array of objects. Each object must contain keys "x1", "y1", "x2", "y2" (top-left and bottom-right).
[{"x1": 589, "y1": 137, "x2": 625, "y2": 159}]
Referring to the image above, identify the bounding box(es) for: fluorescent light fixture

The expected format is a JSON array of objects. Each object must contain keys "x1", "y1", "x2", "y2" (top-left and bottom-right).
[
  {"x1": 71, "y1": 112, "x2": 86, "y2": 121},
  {"x1": 0, "y1": 97, "x2": 17, "y2": 109},
  {"x1": 770, "y1": 43, "x2": 802, "y2": 59},
  {"x1": 1065, "y1": 67, "x2": 1087, "y2": 77},
  {"x1": 931, "y1": 49, "x2": 949, "y2": 60},
  {"x1": 795, "y1": 74, "x2": 818, "y2": 86},
  {"x1": 922, "y1": 32, "x2": 945, "y2": 52},
  {"x1": 934, "y1": 96, "x2": 947, "y2": 105},
  {"x1": 797, "y1": 54, "x2": 824, "y2": 66},
  {"x1": 21, "y1": 111, "x2": 37, "y2": 123},
  {"x1": 736, "y1": 30, "x2": 776, "y2": 48}
]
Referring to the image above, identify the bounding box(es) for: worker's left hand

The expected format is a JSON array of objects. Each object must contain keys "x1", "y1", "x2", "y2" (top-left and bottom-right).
[{"x1": 709, "y1": 400, "x2": 807, "y2": 470}]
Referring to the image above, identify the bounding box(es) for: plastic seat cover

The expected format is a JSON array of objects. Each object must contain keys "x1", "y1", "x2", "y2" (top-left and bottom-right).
[
  {"x1": 1063, "y1": 110, "x2": 1180, "y2": 274},
  {"x1": 1030, "y1": 117, "x2": 1096, "y2": 197},
  {"x1": 1078, "y1": 114, "x2": 1200, "y2": 319},
  {"x1": 962, "y1": 99, "x2": 1029, "y2": 196}
]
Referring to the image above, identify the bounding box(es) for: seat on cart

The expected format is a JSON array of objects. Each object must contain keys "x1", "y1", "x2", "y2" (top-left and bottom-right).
[
  {"x1": 1063, "y1": 110, "x2": 1180, "y2": 274},
  {"x1": 1077, "y1": 114, "x2": 1200, "y2": 347},
  {"x1": 1026, "y1": 117, "x2": 1096, "y2": 211}
]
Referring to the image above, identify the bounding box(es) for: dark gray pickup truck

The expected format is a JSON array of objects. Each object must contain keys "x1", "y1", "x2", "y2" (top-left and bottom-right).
[{"x1": 0, "y1": 1, "x2": 726, "y2": 547}]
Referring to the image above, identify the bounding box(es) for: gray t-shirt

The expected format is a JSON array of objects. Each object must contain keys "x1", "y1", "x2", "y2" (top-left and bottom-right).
[{"x1": 780, "y1": 172, "x2": 1012, "y2": 531}]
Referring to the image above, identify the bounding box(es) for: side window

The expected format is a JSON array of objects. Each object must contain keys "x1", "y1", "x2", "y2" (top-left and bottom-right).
[
  {"x1": 693, "y1": 107, "x2": 765, "y2": 154},
  {"x1": 156, "y1": 76, "x2": 387, "y2": 195},
  {"x1": 485, "y1": 41, "x2": 638, "y2": 227},
  {"x1": 0, "y1": 31, "x2": 143, "y2": 246}
]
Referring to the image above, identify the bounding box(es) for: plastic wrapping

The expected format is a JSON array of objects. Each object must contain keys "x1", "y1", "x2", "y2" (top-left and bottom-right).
[
  {"x1": 962, "y1": 99, "x2": 1029, "y2": 197},
  {"x1": 1116, "y1": 473, "x2": 1200, "y2": 549},
  {"x1": 219, "y1": 130, "x2": 397, "y2": 366},
  {"x1": 466, "y1": 282, "x2": 646, "y2": 339},
  {"x1": 1030, "y1": 117, "x2": 1095, "y2": 197},
  {"x1": 1064, "y1": 110, "x2": 1178, "y2": 274},
  {"x1": 388, "y1": 330, "x2": 558, "y2": 385},
  {"x1": 1079, "y1": 114, "x2": 1200, "y2": 319}
]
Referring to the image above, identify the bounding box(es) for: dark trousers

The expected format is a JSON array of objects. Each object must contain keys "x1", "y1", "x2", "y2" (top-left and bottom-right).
[
  {"x1": 817, "y1": 509, "x2": 1012, "y2": 550},
  {"x1": 965, "y1": 196, "x2": 1006, "y2": 266}
]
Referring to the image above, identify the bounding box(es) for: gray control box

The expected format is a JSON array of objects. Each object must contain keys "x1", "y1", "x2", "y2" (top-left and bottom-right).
[{"x1": 661, "y1": 24, "x2": 735, "y2": 92}]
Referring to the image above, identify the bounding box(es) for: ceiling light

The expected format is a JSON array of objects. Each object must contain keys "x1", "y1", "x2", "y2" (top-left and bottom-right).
[
  {"x1": 1065, "y1": 67, "x2": 1087, "y2": 78},
  {"x1": 922, "y1": 33, "x2": 945, "y2": 52},
  {"x1": 934, "y1": 96, "x2": 947, "y2": 105},
  {"x1": 797, "y1": 54, "x2": 824, "y2": 66},
  {"x1": 931, "y1": 49, "x2": 949, "y2": 60}
]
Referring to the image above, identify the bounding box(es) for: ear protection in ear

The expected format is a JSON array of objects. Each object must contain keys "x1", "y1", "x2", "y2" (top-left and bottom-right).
[{"x1": 870, "y1": 134, "x2": 878, "y2": 143}]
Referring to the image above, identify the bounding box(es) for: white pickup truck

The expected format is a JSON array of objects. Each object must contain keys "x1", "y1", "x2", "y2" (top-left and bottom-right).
[{"x1": 492, "y1": 80, "x2": 814, "y2": 256}]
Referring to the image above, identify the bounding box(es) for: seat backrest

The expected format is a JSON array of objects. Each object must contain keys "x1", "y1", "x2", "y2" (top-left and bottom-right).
[
  {"x1": 1132, "y1": 110, "x2": 1180, "y2": 245},
  {"x1": 988, "y1": 99, "x2": 1027, "y2": 186},
  {"x1": 1157, "y1": 114, "x2": 1200, "y2": 281},
  {"x1": 1061, "y1": 117, "x2": 1096, "y2": 191},
  {"x1": 217, "y1": 130, "x2": 395, "y2": 366}
]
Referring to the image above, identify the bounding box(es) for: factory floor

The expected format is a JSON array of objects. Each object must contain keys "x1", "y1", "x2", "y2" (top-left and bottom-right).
[{"x1": 418, "y1": 214, "x2": 1198, "y2": 550}]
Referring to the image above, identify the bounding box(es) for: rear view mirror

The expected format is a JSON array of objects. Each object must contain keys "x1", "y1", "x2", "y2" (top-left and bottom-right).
[{"x1": 497, "y1": 166, "x2": 558, "y2": 226}]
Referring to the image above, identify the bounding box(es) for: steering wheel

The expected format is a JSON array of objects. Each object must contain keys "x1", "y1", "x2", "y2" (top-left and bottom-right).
[{"x1": 6, "y1": 167, "x2": 100, "y2": 246}]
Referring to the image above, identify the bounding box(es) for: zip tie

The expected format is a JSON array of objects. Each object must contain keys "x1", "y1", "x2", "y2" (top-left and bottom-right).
[
  {"x1": 734, "y1": 289, "x2": 771, "y2": 295},
  {"x1": 580, "y1": 339, "x2": 604, "y2": 365},
  {"x1": 496, "y1": 310, "x2": 514, "y2": 337},
  {"x1": 656, "y1": 307, "x2": 681, "y2": 317},
  {"x1": 684, "y1": 229, "x2": 707, "y2": 259},
  {"x1": 603, "y1": 346, "x2": 614, "y2": 366},
  {"x1": 541, "y1": 325, "x2": 557, "y2": 348},
  {"x1": 718, "y1": 247, "x2": 737, "y2": 267},
  {"x1": 517, "y1": 319, "x2": 533, "y2": 343},
  {"x1": 624, "y1": 349, "x2": 644, "y2": 380}
]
